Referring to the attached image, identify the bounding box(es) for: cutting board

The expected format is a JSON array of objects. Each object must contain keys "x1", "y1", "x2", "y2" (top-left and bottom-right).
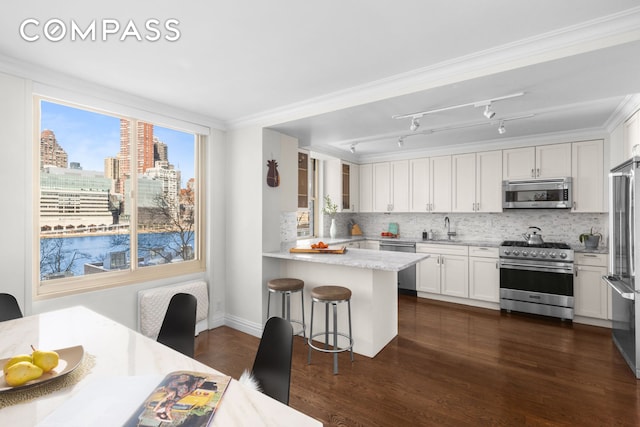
[{"x1": 289, "y1": 246, "x2": 347, "y2": 254}]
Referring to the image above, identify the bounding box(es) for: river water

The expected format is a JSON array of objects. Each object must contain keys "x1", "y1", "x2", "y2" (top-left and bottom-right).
[{"x1": 40, "y1": 232, "x2": 194, "y2": 279}]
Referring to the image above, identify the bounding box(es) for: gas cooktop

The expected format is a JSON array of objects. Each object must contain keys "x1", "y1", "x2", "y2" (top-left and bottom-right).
[{"x1": 500, "y1": 240, "x2": 571, "y2": 250}]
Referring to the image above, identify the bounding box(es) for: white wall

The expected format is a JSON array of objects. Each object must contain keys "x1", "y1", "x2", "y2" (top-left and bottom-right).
[
  {"x1": 224, "y1": 126, "x2": 264, "y2": 335},
  {"x1": 0, "y1": 69, "x2": 225, "y2": 331},
  {"x1": 0, "y1": 72, "x2": 28, "y2": 314}
]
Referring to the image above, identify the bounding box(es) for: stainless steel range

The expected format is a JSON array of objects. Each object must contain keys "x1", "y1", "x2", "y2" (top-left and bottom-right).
[{"x1": 499, "y1": 240, "x2": 575, "y2": 320}]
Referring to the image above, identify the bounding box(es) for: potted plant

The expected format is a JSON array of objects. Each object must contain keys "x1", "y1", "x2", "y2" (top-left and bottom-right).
[
  {"x1": 579, "y1": 228, "x2": 602, "y2": 250},
  {"x1": 322, "y1": 195, "x2": 338, "y2": 238}
]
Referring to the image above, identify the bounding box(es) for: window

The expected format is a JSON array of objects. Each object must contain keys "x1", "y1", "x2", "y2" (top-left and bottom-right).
[{"x1": 35, "y1": 97, "x2": 205, "y2": 296}]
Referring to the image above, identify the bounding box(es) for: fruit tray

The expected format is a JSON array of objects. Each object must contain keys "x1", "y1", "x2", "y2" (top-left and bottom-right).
[{"x1": 0, "y1": 345, "x2": 84, "y2": 391}]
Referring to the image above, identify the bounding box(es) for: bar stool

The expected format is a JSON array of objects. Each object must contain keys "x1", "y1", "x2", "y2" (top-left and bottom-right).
[
  {"x1": 266, "y1": 278, "x2": 306, "y2": 338},
  {"x1": 307, "y1": 285, "x2": 354, "y2": 374}
]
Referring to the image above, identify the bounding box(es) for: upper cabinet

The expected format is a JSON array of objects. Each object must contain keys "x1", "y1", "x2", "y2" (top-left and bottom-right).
[
  {"x1": 452, "y1": 150, "x2": 502, "y2": 213},
  {"x1": 572, "y1": 139, "x2": 604, "y2": 213},
  {"x1": 409, "y1": 156, "x2": 451, "y2": 213},
  {"x1": 410, "y1": 158, "x2": 429, "y2": 212},
  {"x1": 503, "y1": 143, "x2": 571, "y2": 180},
  {"x1": 325, "y1": 159, "x2": 359, "y2": 212},
  {"x1": 429, "y1": 156, "x2": 452, "y2": 213},
  {"x1": 372, "y1": 160, "x2": 409, "y2": 212},
  {"x1": 359, "y1": 164, "x2": 373, "y2": 212}
]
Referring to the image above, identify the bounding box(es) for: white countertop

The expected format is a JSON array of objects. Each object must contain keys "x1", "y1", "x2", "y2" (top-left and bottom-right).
[{"x1": 263, "y1": 246, "x2": 428, "y2": 271}]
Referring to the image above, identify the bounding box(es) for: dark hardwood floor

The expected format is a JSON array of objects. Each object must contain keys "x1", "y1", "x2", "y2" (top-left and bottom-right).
[{"x1": 196, "y1": 295, "x2": 640, "y2": 426}]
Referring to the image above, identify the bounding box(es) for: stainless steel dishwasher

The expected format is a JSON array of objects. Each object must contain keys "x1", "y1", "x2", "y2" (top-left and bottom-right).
[{"x1": 379, "y1": 241, "x2": 417, "y2": 296}]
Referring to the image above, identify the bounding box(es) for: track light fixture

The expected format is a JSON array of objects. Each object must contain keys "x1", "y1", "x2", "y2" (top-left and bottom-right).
[
  {"x1": 483, "y1": 104, "x2": 496, "y2": 119},
  {"x1": 397, "y1": 137, "x2": 404, "y2": 148},
  {"x1": 498, "y1": 120, "x2": 506, "y2": 134},
  {"x1": 410, "y1": 117, "x2": 420, "y2": 131},
  {"x1": 393, "y1": 92, "x2": 524, "y2": 126},
  {"x1": 349, "y1": 144, "x2": 356, "y2": 154}
]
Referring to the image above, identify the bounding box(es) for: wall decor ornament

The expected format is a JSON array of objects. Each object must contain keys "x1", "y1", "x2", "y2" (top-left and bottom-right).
[{"x1": 266, "y1": 159, "x2": 280, "y2": 187}]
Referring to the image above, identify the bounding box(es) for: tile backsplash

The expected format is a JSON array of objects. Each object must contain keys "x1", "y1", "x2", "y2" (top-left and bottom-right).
[{"x1": 320, "y1": 211, "x2": 608, "y2": 247}]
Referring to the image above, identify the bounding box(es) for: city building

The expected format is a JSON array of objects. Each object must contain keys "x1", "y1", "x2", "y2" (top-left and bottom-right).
[
  {"x1": 40, "y1": 130, "x2": 68, "y2": 169},
  {"x1": 39, "y1": 166, "x2": 114, "y2": 230}
]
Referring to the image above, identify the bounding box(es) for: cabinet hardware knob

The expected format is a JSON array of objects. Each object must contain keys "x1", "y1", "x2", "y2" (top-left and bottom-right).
[{"x1": 531, "y1": 168, "x2": 535, "y2": 177}]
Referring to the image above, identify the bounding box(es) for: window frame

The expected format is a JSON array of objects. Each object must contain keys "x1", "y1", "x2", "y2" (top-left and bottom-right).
[{"x1": 32, "y1": 95, "x2": 207, "y2": 298}]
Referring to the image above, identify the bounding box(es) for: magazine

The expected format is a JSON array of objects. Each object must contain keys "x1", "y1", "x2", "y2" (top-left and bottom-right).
[{"x1": 123, "y1": 370, "x2": 231, "y2": 427}]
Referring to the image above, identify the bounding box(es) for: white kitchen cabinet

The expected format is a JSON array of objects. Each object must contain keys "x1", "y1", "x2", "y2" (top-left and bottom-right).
[
  {"x1": 452, "y1": 150, "x2": 502, "y2": 213},
  {"x1": 325, "y1": 160, "x2": 359, "y2": 212},
  {"x1": 574, "y1": 253, "x2": 608, "y2": 319},
  {"x1": 359, "y1": 164, "x2": 373, "y2": 212},
  {"x1": 468, "y1": 246, "x2": 500, "y2": 303},
  {"x1": 452, "y1": 153, "x2": 475, "y2": 212},
  {"x1": 410, "y1": 158, "x2": 430, "y2": 212},
  {"x1": 416, "y1": 244, "x2": 468, "y2": 297},
  {"x1": 503, "y1": 143, "x2": 571, "y2": 180},
  {"x1": 572, "y1": 139, "x2": 604, "y2": 213},
  {"x1": 361, "y1": 240, "x2": 380, "y2": 250},
  {"x1": 429, "y1": 155, "x2": 452, "y2": 212},
  {"x1": 372, "y1": 160, "x2": 409, "y2": 212}
]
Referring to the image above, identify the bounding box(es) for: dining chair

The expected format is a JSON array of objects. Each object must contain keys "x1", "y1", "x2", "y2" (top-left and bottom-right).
[
  {"x1": 251, "y1": 316, "x2": 294, "y2": 405},
  {"x1": 157, "y1": 292, "x2": 197, "y2": 358},
  {"x1": 0, "y1": 293, "x2": 23, "y2": 321}
]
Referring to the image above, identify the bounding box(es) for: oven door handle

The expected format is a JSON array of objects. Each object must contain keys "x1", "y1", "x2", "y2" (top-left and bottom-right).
[
  {"x1": 602, "y1": 276, "x2": 636, "y2": 300},
  {"x1": 500, "y1": 262, "x2": 573, "y2": 274}
]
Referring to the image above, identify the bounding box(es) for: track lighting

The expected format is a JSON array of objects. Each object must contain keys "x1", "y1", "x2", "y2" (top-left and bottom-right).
[
  {"x1": 393, "y1": 92, "x2": 524, "y2": 125},
  {"x1": 498, "y1": 120, "x2": 506, "y2": 134},
  {"x1": 483, "y1": 104, "x2": 496, "y2": 119},
  {"x1": 349, "y1": 144, "x2": 356, "y2": 154},
  {"x1": 397, "y1": 137, "x2": 404, "y2": 148},
  {"x1": 410, "y1": 117, "x2": 420, "y2": 131}
]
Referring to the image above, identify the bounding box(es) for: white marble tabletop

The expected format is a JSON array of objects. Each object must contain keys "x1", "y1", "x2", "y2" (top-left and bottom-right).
[
  {"x1": 263, "y1": 246, "x2": 429, "y2": 272},
  {"x1": 0, "y1": 306, "x2": 321, "y2": 426}
]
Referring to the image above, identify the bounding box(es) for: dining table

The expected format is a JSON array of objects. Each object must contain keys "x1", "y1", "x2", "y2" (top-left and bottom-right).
[{"x1": 0, "y1": 306, "x2": 322, "y2": 426}]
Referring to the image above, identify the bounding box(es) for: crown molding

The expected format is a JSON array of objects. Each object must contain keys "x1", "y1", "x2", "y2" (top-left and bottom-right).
[{"x1": 229, "y1": 6, "x2": 640, "y2": 130}]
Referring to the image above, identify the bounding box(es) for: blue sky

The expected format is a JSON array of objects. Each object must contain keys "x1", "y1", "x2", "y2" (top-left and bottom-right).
[{"x1": 40, "y1": 100, "x2": 195, "y2": 184}]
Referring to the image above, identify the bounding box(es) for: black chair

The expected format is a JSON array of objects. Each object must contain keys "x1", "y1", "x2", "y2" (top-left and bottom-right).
[
  {"x1": 251, "y1": 316, "x2": 294, "y2": 405},
  {"x1": 0, "y1": 293, "x2": 23, "y2": 322},
  {"x1": 157, "y1": 293, "x2": 197, "y2": 358}
]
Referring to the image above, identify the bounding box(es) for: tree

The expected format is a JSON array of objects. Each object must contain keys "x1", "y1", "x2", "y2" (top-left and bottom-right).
[
  {"x1": 40, "y1": 237, "x2": 90, "y2": 279},
  {"x1": 138, "y1": 186, "x2": 195, "y2": 263}
]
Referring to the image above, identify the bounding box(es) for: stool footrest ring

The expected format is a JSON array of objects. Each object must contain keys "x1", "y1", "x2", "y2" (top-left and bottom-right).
[{"x1": 308, "y1": 331, "x2": 353, "y2": 354}]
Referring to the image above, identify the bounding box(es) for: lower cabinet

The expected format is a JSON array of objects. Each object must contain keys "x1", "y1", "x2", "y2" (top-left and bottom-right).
[
  {"x1": 416, "y1": 244, "x2": 468, "y2": 297},
  {"x1": 361, "y1": 240, "x2": 380, "y2": 250},
  {"x1": 574, "y1": 253, "x2": 608, "y2": 319},
  {"x1": 468, "y1": 247, "x2": 500, "y2": 302}
]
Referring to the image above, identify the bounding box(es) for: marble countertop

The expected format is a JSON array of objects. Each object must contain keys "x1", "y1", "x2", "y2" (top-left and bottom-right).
[
  {"x1": 297, "y1": 235, "x2": 501, "y2": 247},
  {"x1": 263, "y1": 246, "x2": 429, "y2": 272}
]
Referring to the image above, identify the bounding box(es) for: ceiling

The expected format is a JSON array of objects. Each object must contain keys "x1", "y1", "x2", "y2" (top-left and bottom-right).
[{"x1": 1, "y1": 1, "x2": 640, "y2": 162}]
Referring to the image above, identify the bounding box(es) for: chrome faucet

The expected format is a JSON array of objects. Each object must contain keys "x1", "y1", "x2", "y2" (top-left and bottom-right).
[{"x1": 444, "y1": 216, "x2": 457, "y2": 240}]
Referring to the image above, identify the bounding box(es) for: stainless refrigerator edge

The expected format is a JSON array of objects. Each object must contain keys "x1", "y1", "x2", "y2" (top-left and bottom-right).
[{"x1": 604, "y1": 157, "x2": 640, "y2": 379}]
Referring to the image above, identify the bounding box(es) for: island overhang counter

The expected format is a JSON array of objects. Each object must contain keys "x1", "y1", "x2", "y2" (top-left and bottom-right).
[{"x1": 262, "y1": 246, "x2": 429, "y2": 358}]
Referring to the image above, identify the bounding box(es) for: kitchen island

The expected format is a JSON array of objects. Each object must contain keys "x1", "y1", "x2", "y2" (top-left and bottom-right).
[{"x1": 263, "y1": 245, "x2": 429, "y2": 357}]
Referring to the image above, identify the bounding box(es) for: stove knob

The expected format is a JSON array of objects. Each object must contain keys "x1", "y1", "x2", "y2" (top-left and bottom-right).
[
  {"x1": 503, "y1": 249, "x2": 511, "y2": 255},
  {"x1": 522, "y1": 250, "x2": 529, "y2": 256},
  {"x1": 513, "y1": 250, "x2": 520, "y2": 256},
  {"x1": 531, "y1": 251, "x2": 538, "y2": 257},
  {"x1": 560, "y1": 253, "x2": 567, "y2": 259},
  {"x1": 550, "y1": 252, "x2": 557, "y2": 258},
  {"x1": 540, "y1": 251, "x2": 547, "y2": 257}
]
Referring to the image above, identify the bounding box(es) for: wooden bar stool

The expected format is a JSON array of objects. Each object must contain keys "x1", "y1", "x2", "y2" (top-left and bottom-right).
[
  {"x1": 267, "y1": 278, "x2": 306, "y2": 338},
  {"x1": 307, "y1": 285, "x2": 354, "y2": 374}
]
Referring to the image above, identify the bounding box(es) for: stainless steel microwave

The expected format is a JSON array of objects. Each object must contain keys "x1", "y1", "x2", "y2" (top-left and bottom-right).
[{"x1": 502, "y1": 177, "x2": 572, "y2": 209}]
